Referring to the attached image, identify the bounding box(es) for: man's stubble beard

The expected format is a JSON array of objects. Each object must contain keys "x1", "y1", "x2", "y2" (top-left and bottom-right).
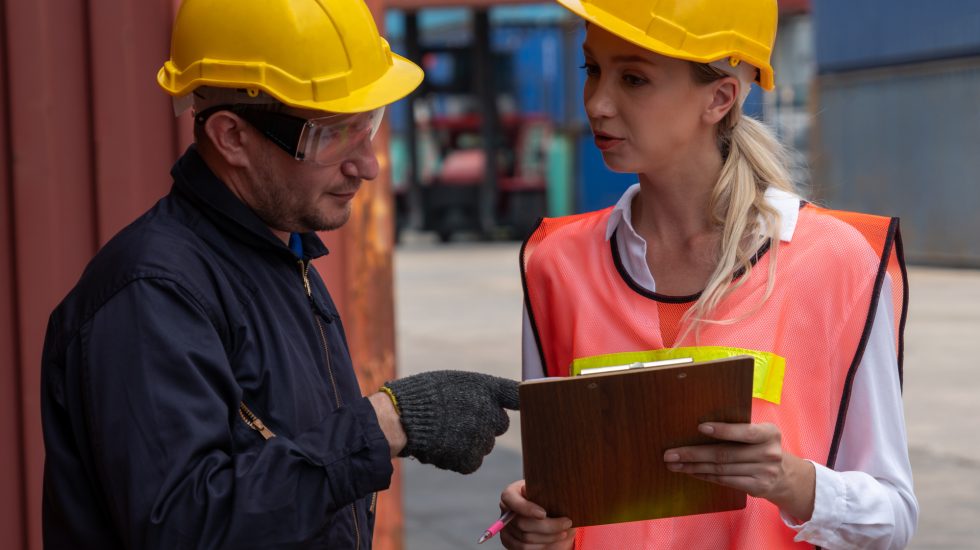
[{"x1": 250, "y1": 158, "x2": 352, "y2": 234}]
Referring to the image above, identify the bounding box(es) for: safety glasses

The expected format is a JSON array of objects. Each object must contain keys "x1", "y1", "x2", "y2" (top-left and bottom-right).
[{"x1": 195, "y1": 105, "x2": 385, "y2": 166}]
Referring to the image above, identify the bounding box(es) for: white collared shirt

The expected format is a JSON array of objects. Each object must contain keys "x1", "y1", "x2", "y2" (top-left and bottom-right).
[{"x1": 521, "y1": 184, "x2": 918, "y2": 549}]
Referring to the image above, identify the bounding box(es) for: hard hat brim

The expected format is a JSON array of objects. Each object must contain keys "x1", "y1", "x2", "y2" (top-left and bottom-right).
[
  {"x1": 157, "y1": 52, "x2": 424, "y2": 115},
  {"x1": 556, "y1": 0, "x2": 775, "y2": 91}
]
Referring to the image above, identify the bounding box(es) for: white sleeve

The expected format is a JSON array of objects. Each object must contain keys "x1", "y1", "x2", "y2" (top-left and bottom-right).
[
  {"x1": 783, "y1": 277, "x2": 918, "y2": 549},
  {"x1": 522, "y1": 306, "x2": 546, "y2": 381}
]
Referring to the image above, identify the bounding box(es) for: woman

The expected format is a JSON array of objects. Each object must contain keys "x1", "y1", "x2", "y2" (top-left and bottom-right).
[{"x1": 500, "y1": 0, "x2": 917, "y2": 548}]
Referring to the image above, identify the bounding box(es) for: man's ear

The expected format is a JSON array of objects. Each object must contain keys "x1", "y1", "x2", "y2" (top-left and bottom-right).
[
  {"x1": 203, "y1": 111, "x2": 252, "y2": 168},
  {"x1": 703, "y1": 76, "x2": 739, "y2": 126}
]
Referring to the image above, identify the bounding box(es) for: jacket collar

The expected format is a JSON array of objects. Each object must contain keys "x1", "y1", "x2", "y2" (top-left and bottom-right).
[{"x1": 171, "y1": 145, "x2": 330, "y2": 260}]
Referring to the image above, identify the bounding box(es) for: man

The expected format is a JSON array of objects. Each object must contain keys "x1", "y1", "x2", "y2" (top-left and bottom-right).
[{"x1": 40, "y1": 1, "x2": 518, "y2": 548}]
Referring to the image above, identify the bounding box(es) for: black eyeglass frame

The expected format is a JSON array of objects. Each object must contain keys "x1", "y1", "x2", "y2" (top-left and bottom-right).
[{"x1": 194, "y1": 104, "x2": 309, "y2": 159}]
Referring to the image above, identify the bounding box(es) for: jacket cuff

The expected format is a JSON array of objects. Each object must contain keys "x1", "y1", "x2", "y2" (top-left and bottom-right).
[
  {"x1": 294, "y1": 397, "x2": 394, "y2": 506},
  {"x1": 347, "y1": 396, "x2": 395, "y2": 494}
]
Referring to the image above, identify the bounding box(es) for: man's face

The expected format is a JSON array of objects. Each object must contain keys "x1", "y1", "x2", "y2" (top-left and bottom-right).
[{"x1": 240, "y1": 106, "x2": 381, "y2": 234}]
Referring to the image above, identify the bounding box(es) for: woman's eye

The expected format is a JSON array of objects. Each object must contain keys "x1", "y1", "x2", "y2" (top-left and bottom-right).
[
  {"x1": 623, "y1": 74, "x2": 647, "y2": 87},
  {"x1": 579, "y1": 63, "x2": 600, "y2": 77}
]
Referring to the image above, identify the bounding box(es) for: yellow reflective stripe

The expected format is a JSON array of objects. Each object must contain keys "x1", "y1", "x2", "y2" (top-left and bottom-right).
[{"x1": 569, "y1": 346, "x2": 786, "y2": 405}]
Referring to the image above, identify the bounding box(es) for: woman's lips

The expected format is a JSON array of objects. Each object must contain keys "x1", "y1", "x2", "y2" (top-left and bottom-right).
[{"x1": 594, "y1": 134, "x2": 624, "y2": 151}]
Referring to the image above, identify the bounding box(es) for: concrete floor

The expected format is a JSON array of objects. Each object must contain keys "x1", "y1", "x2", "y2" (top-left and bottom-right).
[{"x1": 393, "y1": 238, "x2": 980, "y2": 549}]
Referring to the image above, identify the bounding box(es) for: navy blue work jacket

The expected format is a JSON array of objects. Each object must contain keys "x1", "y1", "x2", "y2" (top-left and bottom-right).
[{"x1": 41, "y1": 146, "x2": 392, "y2": 549}]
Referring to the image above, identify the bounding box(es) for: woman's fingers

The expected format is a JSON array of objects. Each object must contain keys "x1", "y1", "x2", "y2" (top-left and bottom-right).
[
  {"x1": 664, "y1": 448, "x2": 782, "y2": 497},
  {"x1": 501, "y1": 526, "x2": 576, "y2": 549},
  {"x1": 500, "y1": 480, "x2": 547, "y2": 519},
  {"x1": 500, "y1": 514, "x2": 575, "y2": 549},
  {"x1": 697, "y1": 422, "x2": 781, "y2": 445},
  {"x1": 664, "y1": 423, "x2": 782, "y2": 465},
  {"x1": 665, "y1": 460, "x2": 770, "y2": 476},
  {"x1": 664, "y1": 441, "x2": 781, "y2": 466},
  {"x1": 661, "y1": 422, "x2": 788, "y2": 499},
  {"x1": 499, "y1": 480, "x2": 575, "y2": 549},
  {"x1": 511, "y1": 515, "x2": 574, "y2": 536}
]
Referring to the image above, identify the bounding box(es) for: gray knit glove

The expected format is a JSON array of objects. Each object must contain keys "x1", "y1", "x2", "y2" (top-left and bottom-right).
[{"x1": 383, "y1": 370, "x2": 520, "y2": 474}]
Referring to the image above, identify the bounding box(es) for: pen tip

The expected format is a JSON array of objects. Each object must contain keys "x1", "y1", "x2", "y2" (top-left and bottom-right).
[{"x1": 477, "y1": 532, "x2": 490, "y2": 544}]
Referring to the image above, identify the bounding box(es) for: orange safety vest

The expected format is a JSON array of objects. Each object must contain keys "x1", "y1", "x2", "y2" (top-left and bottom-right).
[{"x1": 521, "y1": 203, "x2": 908, "y2": 549}]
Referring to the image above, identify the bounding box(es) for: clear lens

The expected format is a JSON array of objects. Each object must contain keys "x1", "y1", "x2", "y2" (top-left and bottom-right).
[{"x1": 296, "y1": 107, "x2": 385, "y2": 166}]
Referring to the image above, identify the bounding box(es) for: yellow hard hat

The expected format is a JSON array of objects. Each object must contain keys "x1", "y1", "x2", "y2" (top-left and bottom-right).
[
  {"x1": 556, "y1": 0, "x2": 777, "y2": 90},
  {"x1": 157, "y1": 0, "x2": 424, "y2": 113}
]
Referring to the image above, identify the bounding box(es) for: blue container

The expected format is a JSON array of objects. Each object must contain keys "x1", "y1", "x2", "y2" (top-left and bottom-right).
[
  {"x1": 494, "y1": 26, "x2": 568, "y2": 122},
  {"x1": 813, "y1": 59, "x2": 980, "y2": 266},
  {"x1": 814, "y1": 0, "x2": 980, "y2": 73}
]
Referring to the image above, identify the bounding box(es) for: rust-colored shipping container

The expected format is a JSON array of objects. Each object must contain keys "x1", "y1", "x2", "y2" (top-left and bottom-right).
[{"x1": 0, "y1": 0, "x2": 400, "y2": 548}]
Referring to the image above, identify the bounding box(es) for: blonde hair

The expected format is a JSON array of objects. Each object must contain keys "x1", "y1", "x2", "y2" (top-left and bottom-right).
[{"x1": 678, "y1": 63, "x2": 798, "y2": 342}]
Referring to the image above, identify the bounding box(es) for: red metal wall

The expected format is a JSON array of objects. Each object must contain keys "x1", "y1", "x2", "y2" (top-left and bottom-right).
[
  {"x1": 1, "y1": 1, "x2": 180, "y2": 547},
  {"x1": 0, "y1": 0, "x2": 400, "y2": 548},
  {"x1": 0, "y1": 1, "x2": 25, "y2": 547}
]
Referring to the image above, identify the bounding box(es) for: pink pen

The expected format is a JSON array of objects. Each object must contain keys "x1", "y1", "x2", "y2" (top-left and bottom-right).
[{"x1": 477, "y1": 509, "x2": 516, "y2": 544}]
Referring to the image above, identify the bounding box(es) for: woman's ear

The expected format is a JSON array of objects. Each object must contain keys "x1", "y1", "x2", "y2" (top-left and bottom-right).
[
  {"x1": 703, "y1": 76, "x2": 739, "y2": 126},
  {"x1": 203, "y1": 112, "x2": 253, "y2": 168}
]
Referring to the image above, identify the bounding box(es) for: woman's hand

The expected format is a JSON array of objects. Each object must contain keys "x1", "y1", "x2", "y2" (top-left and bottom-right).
[
  {"x1": 499, "y1": 480, "x2": 575, "y2": 549},
  {"x1": 662, "y1": 422, "x2": 816, "y2": 522}
]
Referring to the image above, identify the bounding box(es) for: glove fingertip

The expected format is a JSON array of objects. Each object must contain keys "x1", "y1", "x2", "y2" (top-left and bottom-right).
[
  {"x1": 494, "y1": 409, "x2": 510, "y2": 436},
  {"x1": 496, "y1": 379, "x2": 521, "y2": 410},
  {"x1": 459, "y1": 457, "x2": 482, "y2": 475}
]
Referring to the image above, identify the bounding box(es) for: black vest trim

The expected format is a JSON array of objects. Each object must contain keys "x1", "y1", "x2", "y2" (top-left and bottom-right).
[
  {"x1": 826, "y1": 217, "x2": 904, "y2": 469},
  {"x1": 520, "y1": 217, "x2": 549, "y2": 372}
]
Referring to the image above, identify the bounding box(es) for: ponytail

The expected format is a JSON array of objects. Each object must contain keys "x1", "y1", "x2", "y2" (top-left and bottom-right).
[{"x1": 679, "y1": 64, "x2": 798, "y2": 342}]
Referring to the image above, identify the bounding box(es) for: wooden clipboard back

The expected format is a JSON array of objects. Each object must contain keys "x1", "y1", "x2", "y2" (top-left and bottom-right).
[{"x1": 519, "y1": 355, "x2": 754, "y2": 527}]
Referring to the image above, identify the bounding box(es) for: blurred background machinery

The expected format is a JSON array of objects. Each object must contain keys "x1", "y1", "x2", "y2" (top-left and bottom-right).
[
  {"x1": 383, "y1": 1, "x2": 819, "y2": 243},
  {"x1": 385, "y1": 4, "x2": 569, "y2": 242},
  {"x1": 386, "y1": 0, "x2": 980, "y2": 267}
]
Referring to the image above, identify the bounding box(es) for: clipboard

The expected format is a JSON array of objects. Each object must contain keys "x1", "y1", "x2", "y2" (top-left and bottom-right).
[{"x1": 519, "y1": 355, "x2": 754, "y2": 527}]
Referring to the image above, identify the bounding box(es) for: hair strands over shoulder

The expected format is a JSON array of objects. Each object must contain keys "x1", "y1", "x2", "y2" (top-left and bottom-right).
[{"x1": 676, "y1": 63, "x2": 798, "y2": 343}]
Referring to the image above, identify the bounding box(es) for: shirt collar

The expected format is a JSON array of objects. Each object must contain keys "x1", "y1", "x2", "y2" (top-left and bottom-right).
[
  {"x1": 604, "y1": 183, "x2": 801, "y2": 243},
  {"x1": 171, "y1": 145, "x2": 330, "y2": 260},
  {"x1": 604, "y1": 184, "x2": 644, "y2": 241}
]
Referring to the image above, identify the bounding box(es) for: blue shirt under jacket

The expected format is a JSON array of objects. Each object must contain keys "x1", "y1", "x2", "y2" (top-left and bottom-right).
[{"x1": 40, "y1": 145, "x2": 392, "y2": 549}]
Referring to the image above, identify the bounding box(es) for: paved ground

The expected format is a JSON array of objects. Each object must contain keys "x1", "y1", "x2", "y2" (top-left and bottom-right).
[{"x1": 393, "y1": 237, "x2": 980, "y2": 549}]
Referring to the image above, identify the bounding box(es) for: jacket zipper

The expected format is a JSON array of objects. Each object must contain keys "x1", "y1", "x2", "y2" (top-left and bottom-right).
[
  {"x1": 299, "y1": 259, "x2": 359, "y2": 549},
  {"x1": 300, "y1": 260, "x2": 343, "y2": 408},
  {"x1": 238, "y1": 402, "x2": 276, "y2": 439}
]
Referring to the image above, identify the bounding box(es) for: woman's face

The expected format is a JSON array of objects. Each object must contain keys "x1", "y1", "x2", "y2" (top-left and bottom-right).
[{"x1": 582, "y1": 25, "x2": 722, "y2": 175}]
